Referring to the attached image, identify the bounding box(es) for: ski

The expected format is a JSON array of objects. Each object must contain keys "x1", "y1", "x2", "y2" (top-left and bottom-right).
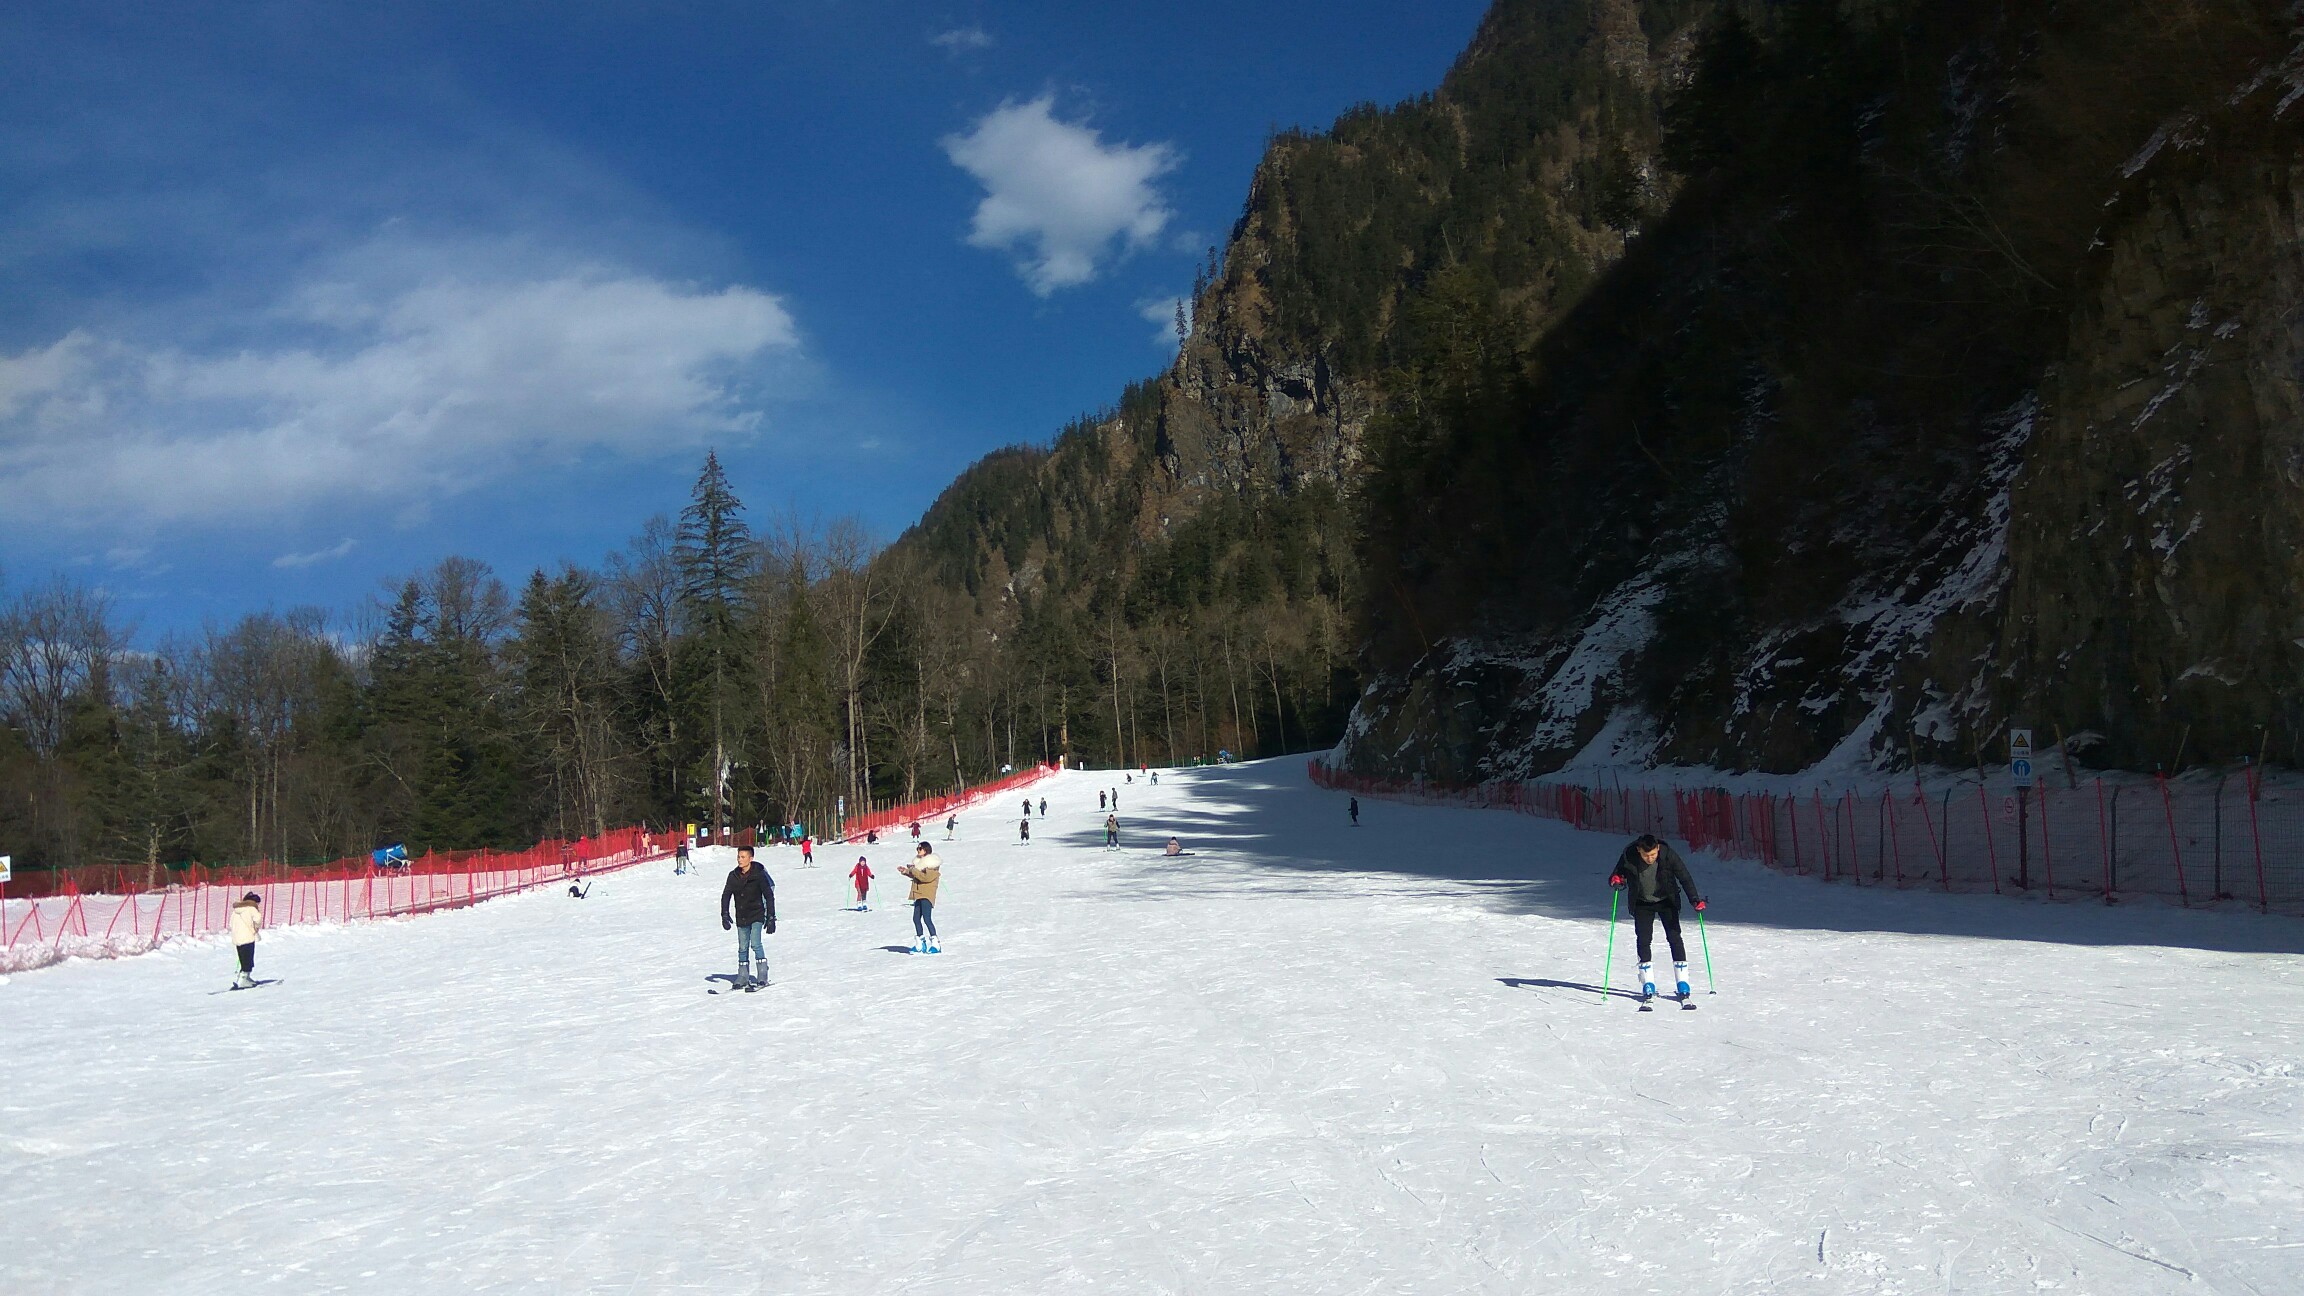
[
  {"x1": 1637, "y1": 1001, "x2": 1654, "y2": 1012},
  {"x1": 1681, "y1": 999, "x2": 1697, "y2": 1010},
  {"x1": 210, "y1": 978, "x2": 284, "y2": 995}
]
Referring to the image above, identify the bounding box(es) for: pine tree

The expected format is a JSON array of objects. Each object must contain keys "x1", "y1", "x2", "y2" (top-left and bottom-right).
[{"x1": 674, "y1": 452, "x2": 754, "y2": 836}]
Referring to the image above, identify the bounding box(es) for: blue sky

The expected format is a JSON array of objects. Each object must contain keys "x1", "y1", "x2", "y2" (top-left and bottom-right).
[{"x1": 0, "y1": 0, "x2": 1490, "y2": 638}]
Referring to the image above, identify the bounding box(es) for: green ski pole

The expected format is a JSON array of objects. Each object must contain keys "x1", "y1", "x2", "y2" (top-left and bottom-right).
[
  {"x1": 1599, "y1": 888, "x2": 1621, "y2": 1005},
  {"x1": 1695, "y1": 905, "x2": 1716, "y2": 994}
]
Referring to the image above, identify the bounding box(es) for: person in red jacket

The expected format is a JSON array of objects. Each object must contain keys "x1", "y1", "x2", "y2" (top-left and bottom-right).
[
  {"x1": 850, "y1": 856, "x2": 874, "y2": 910},
  {"x1": 801, "y1": 836, "x2": 814, "y2": 867}
]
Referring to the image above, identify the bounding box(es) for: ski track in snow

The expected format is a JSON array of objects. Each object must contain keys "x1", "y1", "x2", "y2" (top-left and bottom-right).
[{"x1": 5, "y1": 763, "x2": 2303, "y2": 1294}]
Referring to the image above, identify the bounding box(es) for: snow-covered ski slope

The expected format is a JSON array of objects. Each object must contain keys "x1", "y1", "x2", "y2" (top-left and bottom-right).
[{"x1": 5, "y1": 762, "x2": 2301, "y2": 1294}]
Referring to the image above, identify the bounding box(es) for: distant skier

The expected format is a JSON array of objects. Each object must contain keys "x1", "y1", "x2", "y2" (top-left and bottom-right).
[
  {"x1": 1608, "y1": 833, "x2": 1707, "y2": 1003},
  {"x1": 1104, "y1": 813, "x2": 1120, "y2": 849},
  {"x1": 801, "y1": 836, "x2": 815, "y2": 868},
  {"x1": 900, "y1": 842, "x2": 942, "y2": 954},
  {"x1": 1349, "y1": 797, "x2": 1359, "y2": 827},
  {"x1": 674, "y1": 841, "x2": 691, "y2": 874},
  {"x1": 1019, "y1": 817, "x2": 1031, "y2": 844},
  {"x1": 1150, "y1": 771, "x2": 1158, "y2": 785},
  {"x1": 1111, "y1": 788, "x2": 1119, "y2": 810},
  {"x1": 945, "y1": 814, "x2": 956, "y2": 840},
  {"x1": 228, "y1": 892, "x2": 263, "y2": 989},
  {"x1": 1125, "y1": 773, "x2": 1132, "y2": 785},
  {"x1": 1022, "y1": 797, "x2": 1032, "y2": 819},
  {"x1": 909, "y1": 820, "x2": 921, "y2": 841},
  {"x1": 720, "y1": 845, "x2": 776, "y2": 990},
  {"x1": 850, "y1": 856, "x2": 874, "y2": 910},
  {"x1": 1038, "y1": 797, "x2": 1047, "y2": 817},
  {"x1": 567, "y1": 881, "x2": 591, "y2": 899},
  {"x1": 1098, "y1": 790, "x2": 1107, "y2": 811}
]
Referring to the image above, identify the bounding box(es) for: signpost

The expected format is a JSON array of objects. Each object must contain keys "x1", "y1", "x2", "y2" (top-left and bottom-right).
[{"x1": 2010, "y1": 729, "x2": 2034, "y2": 889}]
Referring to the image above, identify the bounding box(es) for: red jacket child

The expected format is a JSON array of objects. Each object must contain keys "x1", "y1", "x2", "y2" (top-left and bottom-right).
[{"x1": 850, "y1": 858, "x2": 873, "y2": 907}]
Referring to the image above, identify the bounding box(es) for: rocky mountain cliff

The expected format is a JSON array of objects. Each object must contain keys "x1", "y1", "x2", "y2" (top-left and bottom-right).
[
  {"x1": 894, "y1": 0, "x2": 2304, "y2": 782},
  {"x1": 1338, "y1": 0, "x2": 2304, "y2": 782}
]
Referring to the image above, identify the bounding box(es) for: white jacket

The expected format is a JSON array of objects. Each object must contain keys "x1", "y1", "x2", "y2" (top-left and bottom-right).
[{"x1": 228, "y1": 900, "x2": 262, "y2": 945}]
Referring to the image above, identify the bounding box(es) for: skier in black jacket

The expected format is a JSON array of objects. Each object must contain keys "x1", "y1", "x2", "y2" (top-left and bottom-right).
[
  {"x1": 720, "y1": 846, "x2": 777, "y2": 989},
  {"x1": 1609, "y1": 834, "x2": 1707, "y2": 1002}
]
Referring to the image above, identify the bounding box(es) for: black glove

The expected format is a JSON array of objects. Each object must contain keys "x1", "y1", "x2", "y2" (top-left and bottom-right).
[
  {"x1": 722, "y1": 916, "x2": 732, "y2": 930},
  {"x1": 765, "y1": 920, "x2": 776, "y2": 935}
]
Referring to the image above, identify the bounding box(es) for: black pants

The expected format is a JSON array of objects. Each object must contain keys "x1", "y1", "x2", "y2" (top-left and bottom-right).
[
  {"x1": 1631, "y1": 904, "x2": 1686, "y2": 963},
  {"x1": 236, "y1": 943, "x2": 256, "y2": 974}
]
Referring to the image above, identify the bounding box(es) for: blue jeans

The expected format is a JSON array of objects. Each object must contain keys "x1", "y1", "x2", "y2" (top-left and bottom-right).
[
  {"x1": 735, "y1": 921, "x2": 766, "y2": 971},
  {"x1": 912, "y1": 900, "x2": 937, "y2": 939}
]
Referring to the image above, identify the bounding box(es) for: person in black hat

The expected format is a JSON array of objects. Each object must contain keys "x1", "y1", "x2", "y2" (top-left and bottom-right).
[{"x1": 1608, "y1": 833, "x2": 1707, "y2": 1002}]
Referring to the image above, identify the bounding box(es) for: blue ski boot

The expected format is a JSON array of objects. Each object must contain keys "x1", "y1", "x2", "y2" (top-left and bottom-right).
[
  {"x1": 928, "y1": 938, "x2": 941, "y2": 954},
  {"x1": 1638, "y1": 963, "x2": 1656, "y2": 1002},
  {"x1": 1675, "y1": 962, "x2": 1691, "y2": 999}
]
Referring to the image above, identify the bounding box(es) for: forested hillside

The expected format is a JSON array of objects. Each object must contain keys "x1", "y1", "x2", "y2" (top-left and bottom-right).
[
  {"x1": 1340, "y1": 0, "x2": 2304, "y2": 781},
  {"x1": 885, "y1": 0, "x2": 1707, "y2": 772},
  {"x1": 10, "y1": 0, "x2": 2299, "y2": 872}
]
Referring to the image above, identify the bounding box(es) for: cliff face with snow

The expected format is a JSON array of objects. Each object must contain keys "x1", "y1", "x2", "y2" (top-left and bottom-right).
[
  {"x1": 900, "y1": 0, "x2": 2304, "y2": 782},
  {"x1": 1333, "y1": 2, "x2": 2304, "y2": 782}
]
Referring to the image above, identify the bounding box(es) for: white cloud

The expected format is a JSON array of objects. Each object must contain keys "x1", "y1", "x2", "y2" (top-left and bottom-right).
[
  {"x1": 942, "y1": 96, "x2": 1179, "y2": 295},
  {"x1": 1137, "y1": 294, "x2": 1194, "y2": 350},
  {"x1": 931, "y1": 26, "x2": 993, "y2": 52},
  {"x1": 273, "y1": 538, "x2": 356, "y2": 569},
  {"x1": 0, "y1": 246, "x2": 801, "y2": 532}
]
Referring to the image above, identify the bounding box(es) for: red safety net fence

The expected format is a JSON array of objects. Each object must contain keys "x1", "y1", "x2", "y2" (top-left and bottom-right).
[
  {"x1": 1309, "y1": 760, "x2": 2304, "y2": 916},
  {"x1": 833, "y1": 763, "x2": 1061, "y2": 844},
  {"x1": 2, "y1": 827, "x2": 670, "y2": 974}
]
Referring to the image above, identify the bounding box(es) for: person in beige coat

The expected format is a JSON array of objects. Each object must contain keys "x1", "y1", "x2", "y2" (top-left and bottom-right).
[
  {"x1": 228, "y1": 892, "x2": 264, "y2": 988},
  {"x1": 899, "y1": 843, "x2": 942, "y2": 954}
]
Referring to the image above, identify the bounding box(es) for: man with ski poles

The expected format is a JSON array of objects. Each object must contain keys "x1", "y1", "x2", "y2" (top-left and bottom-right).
[{"x1": 1608, "y1": 833, "x2": 1709, "y2": 1004}]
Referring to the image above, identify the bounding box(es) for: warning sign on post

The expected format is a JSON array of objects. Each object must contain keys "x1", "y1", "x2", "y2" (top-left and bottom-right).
[{"x1": 2009, "y1": 728, "x2": 2035, "y2": 788}]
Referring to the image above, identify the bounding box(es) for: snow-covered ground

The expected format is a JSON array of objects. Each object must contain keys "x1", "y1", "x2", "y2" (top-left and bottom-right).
[{"x1": 5, "y1": 761, "x2": 2301, "y2": 1294}]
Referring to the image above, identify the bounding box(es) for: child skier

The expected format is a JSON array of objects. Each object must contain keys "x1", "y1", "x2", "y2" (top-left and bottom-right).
[
  {"x1": 900, "y1": 842, "x2": 942, "y2": 953},
  {"x1": 945, "y1": 814, "x2": 956, "y2": 839},
  {"x1": 801, "y1": 836, "x2": 814, "y2": 867},
  {"x1": 228, "y1": 892, "x2": 263, "y2": 989},
  {"x1": 1104, "y1": 814, "x2": 1120, "y2": 849},
  {"x1": 909, "y1": 820, "x2": 921, "y2": 841},
  {"x1": 720, "y1": 846, "x2": 776, "y2": 990},
  {"x1": 1608, "y1": 833, "x2": 1707, "y2": 1003},
  {"x1": 1098, "y1": 790, "x2": 1107, "y2": 811},
  {"x1": 850, "y1": 856, "x2": 873, "y2": 910},
  {"x1": 1019, "y1": 816, "x2": 1031, "y2": 844}
]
